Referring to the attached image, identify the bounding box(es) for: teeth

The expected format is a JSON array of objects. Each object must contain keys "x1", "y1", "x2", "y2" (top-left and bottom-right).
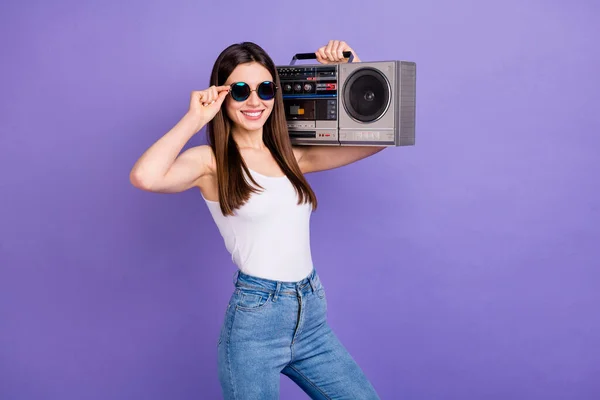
[{"x1": 242, "y1": 111, "x2": 262, "y2": 117}]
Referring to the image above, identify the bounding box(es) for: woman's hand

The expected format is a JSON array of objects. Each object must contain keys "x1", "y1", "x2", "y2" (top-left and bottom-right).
[
  {"x1": 315, "y1": 40, "x2": 361, "y2": 64},
  {"x1": 187, "y1": 85, "x2": 230, "y2": 128}
]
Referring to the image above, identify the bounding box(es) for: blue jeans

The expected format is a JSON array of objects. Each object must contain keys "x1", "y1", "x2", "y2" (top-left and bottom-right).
[{"x1": 217, "y1": 268, "x2": 380, "y2": 399}]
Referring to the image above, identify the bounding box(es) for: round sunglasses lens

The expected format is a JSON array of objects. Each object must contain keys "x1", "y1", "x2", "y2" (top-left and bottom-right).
[
  {"x1": 231, "y1": 83, "x2": 250, "y2": 101},
  {"x1": 257, "y1": 82, "x2": 275, "y2": 99}
]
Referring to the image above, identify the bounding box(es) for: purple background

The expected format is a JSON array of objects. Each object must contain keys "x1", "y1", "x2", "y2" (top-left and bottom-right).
[{"x1": 1, "y1": 0, "x2": 599, "y2": 399}]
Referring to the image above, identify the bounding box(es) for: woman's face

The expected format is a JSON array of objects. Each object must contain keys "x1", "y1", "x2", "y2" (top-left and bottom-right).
[{"x1": 223, "y1": 62, "x2": 275, "y2": 133}]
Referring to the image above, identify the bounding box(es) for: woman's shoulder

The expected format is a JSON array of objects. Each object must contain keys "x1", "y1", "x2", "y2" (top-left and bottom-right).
[{"x1": 186, "y1": 144, "x2": 217, "y2": 176}]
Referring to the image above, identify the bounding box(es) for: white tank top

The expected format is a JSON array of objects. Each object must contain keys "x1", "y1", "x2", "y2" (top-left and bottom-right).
[{"x1": 202, "y1": 168, "x2": 314, "y2": 282}]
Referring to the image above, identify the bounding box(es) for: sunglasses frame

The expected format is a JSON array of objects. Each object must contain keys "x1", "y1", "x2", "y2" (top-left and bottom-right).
[{"x1": 229, "y1": 81, "x2": 278, "y2": 102}]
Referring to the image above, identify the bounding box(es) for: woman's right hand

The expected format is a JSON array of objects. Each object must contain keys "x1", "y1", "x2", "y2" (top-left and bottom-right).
[{"x1": 187, "y1": 85, "x2": 230, "y2": 127}]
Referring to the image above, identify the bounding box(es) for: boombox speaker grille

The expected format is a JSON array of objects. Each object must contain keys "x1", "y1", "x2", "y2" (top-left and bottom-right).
[{"x1": 342, "y1": 67, "x2": 391, "y2": 123}]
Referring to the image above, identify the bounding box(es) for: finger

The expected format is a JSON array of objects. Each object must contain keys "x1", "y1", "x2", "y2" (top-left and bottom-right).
[
  {"x1": 200, "y1": 91, "x2": 211, "y2": 106},
  {"x1": 324, "y1": 45, "x2": 334, "y2": 62},
  {"x1": 325, "y1": 40, "x2": 336, "y2": 61},
  {"x1": 317, "y1": 47, "x2": 327, "y2": 62},
  {"x1": 337, "y1": 41, "x2": 347, "y2": 60},
  {"x1": 331, "y1": 40, "x2": 341, "y2": 60},
  {"x1": 331, "y1": 40, "x2": 341, "y2": 61},
  {"x1": 204, "y1": 89, "x2": 228, "y2": 108},
  {"x1": 322, "y1": 42, "x2": 330, "y2": 60},
  {"x1": 215, "y1": 88, "x2": 229, "y2": 104},
  {"x1": 216, "y1": 85, "x2": 231, "y2": 92},
  {"x1": 315, "y1": 48, "x2": 324, "y2": 62}
]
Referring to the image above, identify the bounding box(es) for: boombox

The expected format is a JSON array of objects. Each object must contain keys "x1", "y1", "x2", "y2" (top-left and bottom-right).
[{"x1": 276, "y1": 52, "x2": 416, "y2": 146}]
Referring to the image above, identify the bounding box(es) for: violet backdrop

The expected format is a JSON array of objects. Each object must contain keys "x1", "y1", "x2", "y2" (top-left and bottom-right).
[{"x1": 1, "y1": 0, "x2": 599, "y2": 399}]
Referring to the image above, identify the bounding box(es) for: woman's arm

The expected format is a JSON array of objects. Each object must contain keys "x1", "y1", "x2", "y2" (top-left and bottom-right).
[
  {"x1": 129, "y1": 87, "x2": 228, "y2": 192},
  {"x1": 295, "y1": 145, "x2": 385, "y2": 174},
  {"x1": 294, "y1": 40, "x2": 385, "y2": 174}
]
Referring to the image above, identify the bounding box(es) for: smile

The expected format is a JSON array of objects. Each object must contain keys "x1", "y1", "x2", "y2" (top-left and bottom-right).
[
  {"x1": 241, "y1": 110, "x2": 264, "y2": 120},
  {"x1": 241, "y1": 110, "x2": 263, "y2": 117}
]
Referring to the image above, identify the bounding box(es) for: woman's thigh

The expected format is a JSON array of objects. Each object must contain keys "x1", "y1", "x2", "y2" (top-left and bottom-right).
[{"x1": 217, "y1": 286, "x2": 297, "y2": 399}]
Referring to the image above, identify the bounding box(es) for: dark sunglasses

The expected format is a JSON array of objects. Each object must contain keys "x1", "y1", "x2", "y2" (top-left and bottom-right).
[{"x1": 229, "y1": 81, "x2": 277, "y2": 101}]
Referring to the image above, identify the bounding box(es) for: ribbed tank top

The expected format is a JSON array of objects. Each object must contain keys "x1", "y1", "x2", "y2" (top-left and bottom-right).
[{"x1": 202, "y1": 168, "x2": 314, "y2": 282}]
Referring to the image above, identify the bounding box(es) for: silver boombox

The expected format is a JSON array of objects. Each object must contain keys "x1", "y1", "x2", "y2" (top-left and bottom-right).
[{"x1": 276, "y1": 51, "x2": 416, "y2": 146}]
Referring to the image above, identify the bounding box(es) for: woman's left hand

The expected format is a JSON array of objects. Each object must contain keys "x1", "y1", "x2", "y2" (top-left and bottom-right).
[{"x1": 315, "y1": 40, "x2": 361, "y2": 64}]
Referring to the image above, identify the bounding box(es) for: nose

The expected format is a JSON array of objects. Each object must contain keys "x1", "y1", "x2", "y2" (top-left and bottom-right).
[{"x1": 245, "y1": 90, "x2": 261, "y2": 106}]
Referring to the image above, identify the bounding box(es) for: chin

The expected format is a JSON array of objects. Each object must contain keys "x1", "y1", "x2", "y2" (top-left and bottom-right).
[{"x1": 239, "y1": 121, "x2": 266, "y2": 132}]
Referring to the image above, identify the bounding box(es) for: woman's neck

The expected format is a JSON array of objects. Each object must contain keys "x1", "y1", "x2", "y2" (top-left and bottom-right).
[{"x1": 232, "y1": 127, "x2": 265, "y2": 150}]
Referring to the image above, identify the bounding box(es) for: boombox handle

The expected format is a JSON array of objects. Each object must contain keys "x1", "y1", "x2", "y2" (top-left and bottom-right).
[{"x1": 289, "y1": 51, "x2": 354, "y2": 65}]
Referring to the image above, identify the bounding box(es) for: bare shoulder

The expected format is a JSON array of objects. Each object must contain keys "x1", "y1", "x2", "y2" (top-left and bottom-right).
[
  {"x1": 191, "y1": 144, "x2": 216, "y2": 172},
  {"x1": 187, "y1": 144, "x2": 216, "y2": 183},
  {"x1": 171, "y1": 144, "x2": 216, "y2": 190}
]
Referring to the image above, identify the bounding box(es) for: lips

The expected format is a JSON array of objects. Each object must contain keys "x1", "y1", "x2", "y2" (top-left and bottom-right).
[
  {"x1": 240, "y1": 110, "x2": 264, "y2": 121},
  {"x1": 241, "y1": 110, "x2": 264, "y2": 117}
]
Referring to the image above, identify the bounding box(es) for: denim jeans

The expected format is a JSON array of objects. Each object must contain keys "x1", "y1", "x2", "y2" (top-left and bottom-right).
[{"x1": 217, "y1": 267, "x2": 380, "y2": 399}]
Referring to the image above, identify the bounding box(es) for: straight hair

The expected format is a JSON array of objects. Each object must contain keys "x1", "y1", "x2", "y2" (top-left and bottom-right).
[{"x1": 206, "y1": 42, "x2": 318, "y2": 216}]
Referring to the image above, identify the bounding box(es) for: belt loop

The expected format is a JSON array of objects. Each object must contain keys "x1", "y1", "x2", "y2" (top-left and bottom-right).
[
  {"x1": 308, "y1": 275, "x2": 316, "y2": 293},
  {"x1": 273, "y1": 282, "x2": 281, "y2": 301},
  {"x1": 232, "y1": 270, "x2": 240, "y2": 285}
]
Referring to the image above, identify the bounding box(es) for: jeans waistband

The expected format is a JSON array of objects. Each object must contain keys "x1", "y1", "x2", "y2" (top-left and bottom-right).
[{"x1": 233, "y1": 267, "x2": 322, "y2": 299}]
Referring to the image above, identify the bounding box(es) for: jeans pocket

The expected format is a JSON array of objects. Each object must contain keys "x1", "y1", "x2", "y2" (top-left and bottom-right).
[{"x1": 236, "y1": 288, "x2": 272, "y2": 311}]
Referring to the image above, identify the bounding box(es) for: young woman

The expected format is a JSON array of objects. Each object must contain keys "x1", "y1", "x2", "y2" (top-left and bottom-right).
[{"x1": 130, "y1": 39, "x2": 384, "y2": 399}]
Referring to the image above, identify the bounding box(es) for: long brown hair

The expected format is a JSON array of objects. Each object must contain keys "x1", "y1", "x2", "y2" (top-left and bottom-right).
[{"x1": 206, "y1": 42, "x2": 318, "y2": 216}]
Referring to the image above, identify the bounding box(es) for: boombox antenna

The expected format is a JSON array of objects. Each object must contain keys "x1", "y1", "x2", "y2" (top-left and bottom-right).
[{"x1": 289, "y1": 51, "x2": 354, "y2": 65}]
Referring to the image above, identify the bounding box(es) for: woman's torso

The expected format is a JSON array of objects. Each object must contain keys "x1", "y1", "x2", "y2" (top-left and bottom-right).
[{"x1": 197, "y1": 146, "x2": 314, "y2": 282}]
